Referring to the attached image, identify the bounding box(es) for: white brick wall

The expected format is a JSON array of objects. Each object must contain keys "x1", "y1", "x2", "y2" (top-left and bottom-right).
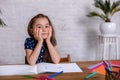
[{"x1": 0, "y1": 0, "x2": 120, "y2": 64}]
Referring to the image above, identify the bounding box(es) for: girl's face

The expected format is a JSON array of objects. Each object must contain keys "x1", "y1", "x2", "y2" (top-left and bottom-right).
[{"x1": 32, "y1": 18, "x2": 50, "y2": 39}]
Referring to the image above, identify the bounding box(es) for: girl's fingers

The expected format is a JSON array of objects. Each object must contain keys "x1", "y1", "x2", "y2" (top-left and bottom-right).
[
  {"x1": 36, "y1": 27, "x2": 38, "y2": 35},
  {"x1": 38, "y1": 29, "x2": 41, "y2": 37},
  {"x1": 34, "y1": 27, "x2": 37, "y2": 35},
  {"x1": 49, "y1": 26, "x2": 52, "y2": 36},
  {"x1": 49, "y1": 26, "x2": 52, "y2": 32},
  {"x1": 39, "y1": 29, "x2": 43, "y2": 39},
  {"x1": 34, "y1": 28, "x2": 39, "y2": 39}
]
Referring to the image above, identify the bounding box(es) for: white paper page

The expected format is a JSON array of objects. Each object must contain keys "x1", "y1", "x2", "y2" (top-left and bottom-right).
[
  {"x1": 36, "y1": 63, "x2": 82, "y2": 73},
  {"x1": 0, "y1": 65, "x2": 37, "y2": 76},
  {"x1": 57, "y1": 63, "x2": 83, "y2": 72}
]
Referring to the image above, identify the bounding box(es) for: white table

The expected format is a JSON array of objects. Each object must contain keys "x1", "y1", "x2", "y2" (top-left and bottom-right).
[{"x1": 97, "y1": 35, "x2": 119, "y2": 60}]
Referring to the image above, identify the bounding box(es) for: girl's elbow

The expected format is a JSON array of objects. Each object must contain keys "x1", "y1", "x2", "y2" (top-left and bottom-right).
[
  {"x1": 29, "y1": 63, "x2": 36, "y2": 66},
  {"x1": 28, "y1": 61, "x2": 36, "y2": 66},
  {"x1": 53, "y1": 59, "x2": 60, "y2": 64}
]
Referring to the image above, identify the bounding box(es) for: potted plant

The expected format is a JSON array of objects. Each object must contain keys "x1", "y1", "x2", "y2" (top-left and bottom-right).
[
  {"x1": 87, "y1": 0, "x2": 120, "y2": 35},
  {"x1": 0, "y1": 9, "x2": 6, "y2": 27}
]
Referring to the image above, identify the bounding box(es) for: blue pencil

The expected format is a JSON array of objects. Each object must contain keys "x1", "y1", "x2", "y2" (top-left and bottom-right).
[{"x1": 48, "y1": 71, "x2": 63, "y2": 78}]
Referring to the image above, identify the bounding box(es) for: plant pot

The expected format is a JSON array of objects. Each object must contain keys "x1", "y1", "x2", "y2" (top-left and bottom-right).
[{"x1": 100, "y1": 22, "x2": 116, "y2": 35}]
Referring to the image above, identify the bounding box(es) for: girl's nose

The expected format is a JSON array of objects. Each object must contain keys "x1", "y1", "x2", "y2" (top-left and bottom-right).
[{"x1": 42, "y1": 27, "x2": 46, "y2": 31}]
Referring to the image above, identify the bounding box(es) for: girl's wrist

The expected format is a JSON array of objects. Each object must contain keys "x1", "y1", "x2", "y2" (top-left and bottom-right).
[
  {"x1": 46, "y1": 39, "x2": 51, "y2": 44},
  {"x1": 38, "y1": 40, "x2": 43, "y2": 44}
]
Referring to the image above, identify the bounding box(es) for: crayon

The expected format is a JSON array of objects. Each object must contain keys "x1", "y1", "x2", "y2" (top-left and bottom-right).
[
  {"x1": 48, "y1": 71, "x2": 63, "y2": 78},
  {"x1": 85, "y1": 72, "x2": 97, "y2": 79},
  {"x1": 24, "y1": 75, "x2": 34, "y2": 78}
]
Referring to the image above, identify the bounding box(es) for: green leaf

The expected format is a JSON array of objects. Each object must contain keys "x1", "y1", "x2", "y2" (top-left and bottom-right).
[
  {"x1": 111, "y1": 1, "x2": 120, "y2": 14},
  {"x1": 94, "y1": 0, "x2": 106, "y2": 14},
  {"x1": 104, "y1": 0, "x2": 111, "y2": 13},
  {"x1": 0, "y1": 9, "x2": 6, "y2": 27},
  {"x1": 87, "y1": 0, "x2": 120, "y2": 22},
  {"x1": 87, "y1": 12, "x2": 105, "y2": 20},
  {"x1": 0, "y1": 18, "x2": 6, "y2": 27},
  {"x1": 111, "y1": 7, "x2": 120, "y2": 16}
]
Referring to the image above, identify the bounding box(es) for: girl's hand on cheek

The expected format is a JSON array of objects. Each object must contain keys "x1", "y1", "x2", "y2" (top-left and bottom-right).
[
  {"x1": 34, "y1": 28, "x2": 43, "y2": 43},
  {"x1": 46, "y1": 26, "x2": 52, "y2": 42},
  {"x1": 38, "y1": 29, "x2": 43, "y2": 42}
]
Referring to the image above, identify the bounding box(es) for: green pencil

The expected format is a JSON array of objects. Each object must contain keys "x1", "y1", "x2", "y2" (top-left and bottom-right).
[
  {"x1": 85, "y1": 72, "x2": 98, "y2": 79},
  {"x1": 24, "y1": 75, "x2": 35, "y2": 78}
]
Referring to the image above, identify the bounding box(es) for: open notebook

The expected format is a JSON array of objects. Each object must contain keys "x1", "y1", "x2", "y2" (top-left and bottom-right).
[{"x1": 0, "y1": 63, "x2": 82, "y2": 76}]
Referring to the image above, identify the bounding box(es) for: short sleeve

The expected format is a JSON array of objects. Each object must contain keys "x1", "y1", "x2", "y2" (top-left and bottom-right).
[{"x1": 24, "y1": 38, "x2": 36, "y2": 50}]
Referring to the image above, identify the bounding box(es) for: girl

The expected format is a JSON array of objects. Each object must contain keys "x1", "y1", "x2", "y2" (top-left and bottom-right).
[{"x1": 24, "y1": 14, "x2": 60, "y2": 65}]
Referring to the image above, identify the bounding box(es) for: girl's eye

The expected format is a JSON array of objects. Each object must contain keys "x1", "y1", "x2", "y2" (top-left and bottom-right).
[
  {"x1": 38, "y1": 26, "x2": 42, "y2": 28},
  {"x1": 45, "y1": 26, "x2": 49, "y2": 28}
]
